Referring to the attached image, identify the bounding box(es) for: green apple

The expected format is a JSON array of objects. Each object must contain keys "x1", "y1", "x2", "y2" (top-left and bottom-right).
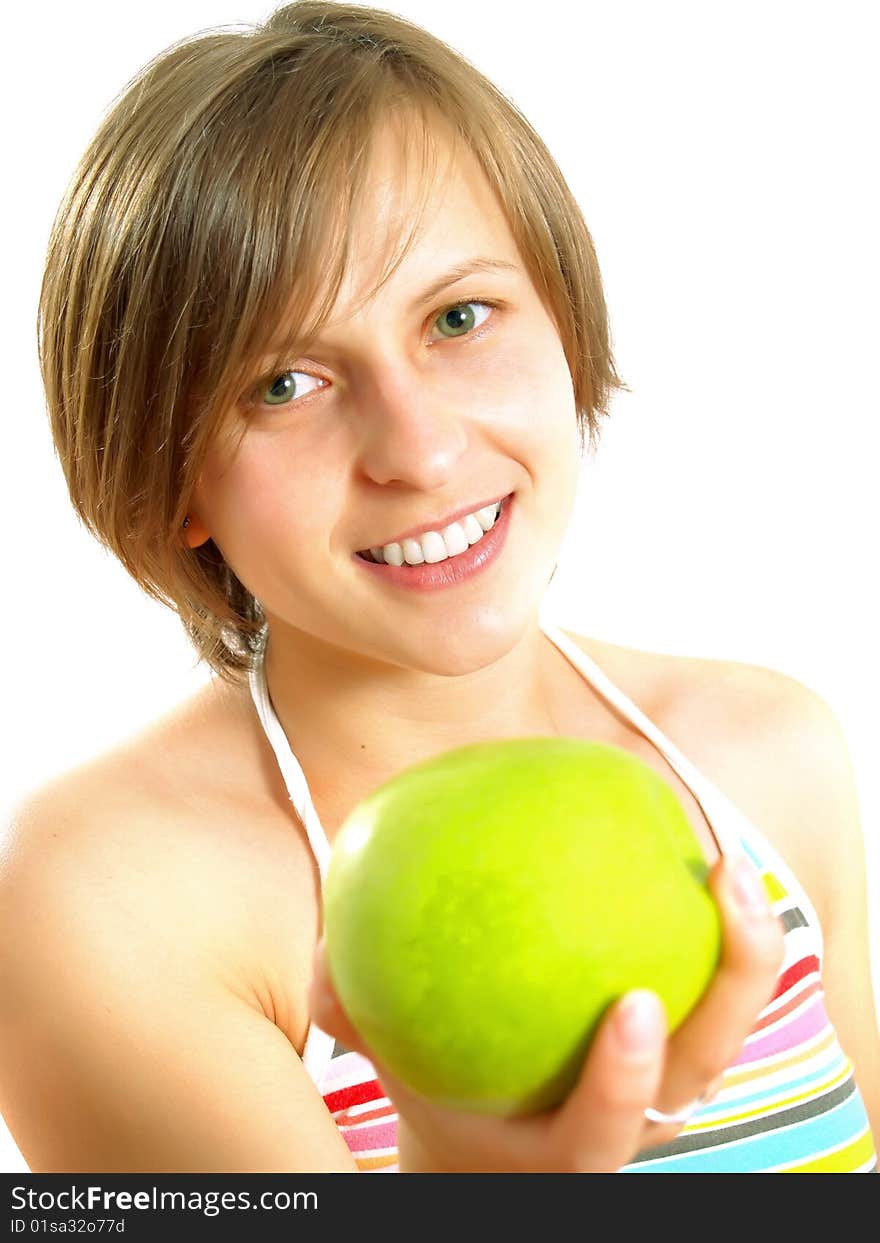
[{"x1": 323, "y1": 737, "x2": 722, "y2": 1116}]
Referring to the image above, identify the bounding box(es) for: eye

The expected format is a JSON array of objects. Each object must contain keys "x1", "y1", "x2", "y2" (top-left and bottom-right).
[
  {"x1": 430, "y1": 300, "x2": 496, "y2": 341},
  {"x1": 247, "y1": 299, "x2": 498, "y2": 413},
  {"x1": 256, "y1": 370, "x2": 327, "y2": 409}
]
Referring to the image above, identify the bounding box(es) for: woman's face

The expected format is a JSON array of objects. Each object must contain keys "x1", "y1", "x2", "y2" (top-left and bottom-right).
[{"x1": 191, "y1": 119, "x2": 582, "y2": 676}]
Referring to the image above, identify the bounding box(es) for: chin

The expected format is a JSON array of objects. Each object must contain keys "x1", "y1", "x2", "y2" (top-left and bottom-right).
[{"x1": 384, "y1": 605, "x2": 539, "y2": 679}]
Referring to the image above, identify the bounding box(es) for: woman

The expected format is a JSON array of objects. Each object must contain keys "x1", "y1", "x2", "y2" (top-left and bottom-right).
[{"x1": 1, "y1": 1, "x2": 877, "y2": 1172}]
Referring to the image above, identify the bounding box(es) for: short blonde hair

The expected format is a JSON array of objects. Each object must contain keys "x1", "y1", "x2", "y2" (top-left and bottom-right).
[{"x1": 38, "y1": 1, "x2": 627, "y2": 684}]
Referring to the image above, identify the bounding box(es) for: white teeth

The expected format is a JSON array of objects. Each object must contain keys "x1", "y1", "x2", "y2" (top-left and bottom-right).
[
  {"x1": 462, "y1": 513, "x2": 484, "y2": 544},
  {"x1": 365, "y1": 500, "x2": 504, "y2": 565},
  {"x1": 420, "y1": 531, "x2": 449, "y2": 564},
  {"x1": 474, "y1": 504, "x2": 500, "y2": 532},
  {"x1": 440, "y1": 521, "x2": 470, "y2": 558},
  {"x1": 401, "y1": 538, "x2": 425, "y2": 566}
]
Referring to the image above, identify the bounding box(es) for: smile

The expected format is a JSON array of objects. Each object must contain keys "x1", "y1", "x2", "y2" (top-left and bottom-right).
[
  {"x1": 352, "y1": 493, "x2": 515, "y2": 593},
  {"x1": 357, "y1": 498, "x2": 503, "y2": 566}
]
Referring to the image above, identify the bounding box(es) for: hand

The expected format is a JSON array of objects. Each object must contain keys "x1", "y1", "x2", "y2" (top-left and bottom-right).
[{"x1": 308, "y1": 853, "x2": 785, "y2": 1172}]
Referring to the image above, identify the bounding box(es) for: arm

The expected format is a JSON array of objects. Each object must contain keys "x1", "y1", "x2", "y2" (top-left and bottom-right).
[
  {"x1": 776, "y1": 681, "x2": 880, "y2": 1144},
  {"x1": 670, "y1": 658, "x2": 880, "y2": 1143},
  {"x1": 0, "y1": 789, "x2": 357, "y2": 1173}
]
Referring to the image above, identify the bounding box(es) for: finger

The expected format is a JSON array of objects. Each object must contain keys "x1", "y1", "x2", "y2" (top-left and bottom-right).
[
  {"x1": 545, "y1": 989, "x2": 667, "y2": 1172},
  {"x1": 307, "y1": 937, "x2": 369, "y2": 1054},
  {"x1": 651, "y1": 852, "x2": 785, "y2": 1116}
]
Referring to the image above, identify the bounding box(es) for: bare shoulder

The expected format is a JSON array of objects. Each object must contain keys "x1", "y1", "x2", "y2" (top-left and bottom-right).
[
  {"x1": 0, "y1": 709, "x2": 355, "y2": 1171},
  {"x1": 563, "y1": 624, "x2": 835, "y2": 757},
  {"x1": 563, "y1": 627, "x2": 813, "y2": 718},
  {"x1": 0, "y1": 676, "x2": 319, "y2": 1050}
]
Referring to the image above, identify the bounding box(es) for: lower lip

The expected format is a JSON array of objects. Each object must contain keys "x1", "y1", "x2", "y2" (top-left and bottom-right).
[{"x1": 352, "y1": 494, "x2": 515, "y2": 593}]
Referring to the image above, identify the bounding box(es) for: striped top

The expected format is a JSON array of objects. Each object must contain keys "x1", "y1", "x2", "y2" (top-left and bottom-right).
[{"x1": 248, "y1": 615, "x2": 877, "y2": 1173}]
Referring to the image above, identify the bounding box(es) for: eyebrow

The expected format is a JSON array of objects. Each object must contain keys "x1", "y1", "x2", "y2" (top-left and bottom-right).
[
  {"x1": 259, "y1": 258, "x2": 521, "y2": 366},
  {"x1": 409, "y1": 257, "x2": 521, "y2": 312}
]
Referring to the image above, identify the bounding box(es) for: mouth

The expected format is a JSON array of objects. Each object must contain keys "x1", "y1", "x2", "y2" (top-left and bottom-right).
[
  {"x1": 351, "y1": 493, "x2": 515, "y2": 592},
  {"x1": 355, "y1": 493, "x2": 513, "y2": 565}
]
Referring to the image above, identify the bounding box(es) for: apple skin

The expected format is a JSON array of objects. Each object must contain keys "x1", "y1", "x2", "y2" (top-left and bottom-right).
[{"x1": 323, "y1": 737, "x2": 722, "y2": 1116}]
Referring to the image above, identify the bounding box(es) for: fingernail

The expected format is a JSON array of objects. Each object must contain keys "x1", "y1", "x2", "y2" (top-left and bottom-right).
[
  {"x1": 730, "y1": 856, "x2": 769, "y2": 916},
  {"x1": 615, "y1": 990, "x2": 665, "y2": 1055}
]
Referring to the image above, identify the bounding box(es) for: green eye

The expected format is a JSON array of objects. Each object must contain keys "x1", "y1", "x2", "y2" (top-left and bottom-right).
[
  {"x1": 434, "y1": 301, "x2": 493, "y2": 339},
  {"x1": 259, "y1": 370, "x2": 324, "y2": 408},
  {"x1": 251, "y1": 301, "x2": 495, "y2": 410},
  {"x1": 263, "y1": 374, "x2": 295, "y2": 405}
]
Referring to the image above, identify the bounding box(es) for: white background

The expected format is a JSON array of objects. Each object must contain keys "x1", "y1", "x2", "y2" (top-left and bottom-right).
[{"x1": 2, "y1": 1, "x2": 877, "y2": 1172}]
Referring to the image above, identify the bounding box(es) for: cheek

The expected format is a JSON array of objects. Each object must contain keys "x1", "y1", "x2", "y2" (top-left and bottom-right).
[
  {"x1": 195, "y1": 439, "x2": 327, "y2": 551},
  {"x1": 509, "y1": 330, "x2": 582, "y2": 521},
  {"x1": 486, "y1": 327, "x2": 579, "y2": 457}
]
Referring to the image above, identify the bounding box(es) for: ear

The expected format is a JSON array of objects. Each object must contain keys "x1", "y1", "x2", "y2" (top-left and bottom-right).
[{"x1": 182, "y1": 514, "x2": 212, "y2": 548}]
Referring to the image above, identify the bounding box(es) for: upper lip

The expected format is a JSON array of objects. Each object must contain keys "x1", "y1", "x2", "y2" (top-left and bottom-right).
[{"x1": 358, "y1": 493, "x2": 511, "y2": 551}]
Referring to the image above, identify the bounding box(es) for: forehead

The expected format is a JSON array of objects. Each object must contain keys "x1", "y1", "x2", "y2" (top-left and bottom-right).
[{"x1": 328, "y1": 112, "x2": 523, "y2": 319}]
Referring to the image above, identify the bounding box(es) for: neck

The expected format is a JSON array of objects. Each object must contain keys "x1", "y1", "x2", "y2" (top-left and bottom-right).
[{"x1": 260, "y1": 614, "x2": 562, "y2": 797}]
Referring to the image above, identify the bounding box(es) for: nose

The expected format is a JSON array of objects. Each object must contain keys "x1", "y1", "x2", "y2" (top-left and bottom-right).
[{"x1": 354, "y1": 359, "x2": 470, "y2": 490}]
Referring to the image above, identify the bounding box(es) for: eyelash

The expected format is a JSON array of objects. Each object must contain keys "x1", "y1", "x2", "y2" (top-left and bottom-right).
[{"x1": 245, "y1": 297, "x2": 503, "y2": 413}]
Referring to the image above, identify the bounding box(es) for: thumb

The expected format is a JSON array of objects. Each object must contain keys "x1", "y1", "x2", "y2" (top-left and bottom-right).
[{"x1": 547, "y1": 989, "x2": 667, "y2": 1172}]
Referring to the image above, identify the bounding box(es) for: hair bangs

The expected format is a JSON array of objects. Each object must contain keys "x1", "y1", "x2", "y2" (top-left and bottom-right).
[{"x1": 195, "y1": 75, "x2": 443, "y2": 458}]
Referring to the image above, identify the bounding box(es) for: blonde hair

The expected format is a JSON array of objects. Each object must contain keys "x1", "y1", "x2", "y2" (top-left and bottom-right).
[{"x1": 38, "y1": 0, "x2": 627, "y2": 684}]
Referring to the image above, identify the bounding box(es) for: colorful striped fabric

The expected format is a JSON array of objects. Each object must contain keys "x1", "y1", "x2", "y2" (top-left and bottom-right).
[
  {"x1": 619, "y1": 840, "x2": 877, "y2": 1172},
  {"x1": 314, "y1": 1045, "x2": 399, "y2": 1172},
  {"x1": 310, "y1": 836, "x2": 877, "y2": 1173}
]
